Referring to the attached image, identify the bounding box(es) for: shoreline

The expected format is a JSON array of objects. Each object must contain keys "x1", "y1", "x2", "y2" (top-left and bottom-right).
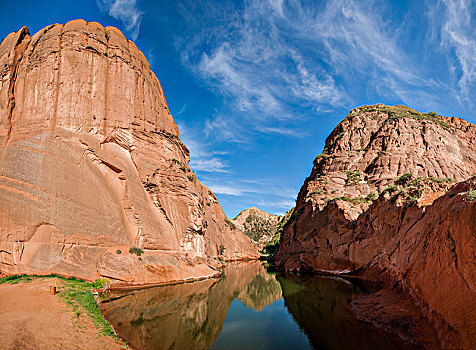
[{"x1": 0, "y1": 277, "x2": 126, "y2": 349}]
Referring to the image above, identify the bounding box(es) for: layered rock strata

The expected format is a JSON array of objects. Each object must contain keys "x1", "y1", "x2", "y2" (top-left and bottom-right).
[
  {"x1": 276, "y1": 105, "x2": 476, "y2": 348},
  {"x1": 0, "y1": 20, "x2": 259, "y2": 285}
]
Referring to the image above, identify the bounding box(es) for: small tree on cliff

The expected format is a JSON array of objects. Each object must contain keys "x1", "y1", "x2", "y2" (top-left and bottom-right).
[{"x1": 219, "y1": 244, "x2": 225, "y2": 256}]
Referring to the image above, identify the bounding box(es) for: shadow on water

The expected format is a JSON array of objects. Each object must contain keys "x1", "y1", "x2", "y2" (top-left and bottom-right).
[
  {"x1": 276, "y1": 273, "x2": 423, "y2": 350},
  {"x1": 101, "y1": 262, "x2": 422, "y2": 350}
]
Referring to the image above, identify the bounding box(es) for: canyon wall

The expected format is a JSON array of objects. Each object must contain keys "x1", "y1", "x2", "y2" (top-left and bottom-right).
[
  {"x1": 0, "y1": 20, "x2": 258, "y2": 285},
  {"x1": 276, "y1": 105, "x2": 476, "y2": 348}
]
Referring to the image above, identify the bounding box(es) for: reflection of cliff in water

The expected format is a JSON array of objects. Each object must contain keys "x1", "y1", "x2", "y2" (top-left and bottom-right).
[
  {"x1": 101, "y1": 261, "x2": 281, "y2": 350},
  {"x1": 277, "y1": 273, "x2": 423, "y2": 350}
]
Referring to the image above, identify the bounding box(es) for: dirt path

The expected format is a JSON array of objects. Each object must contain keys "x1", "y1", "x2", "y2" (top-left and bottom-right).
[{"x1": 0, "y1": 278, "x2": 125, "y2": 350}]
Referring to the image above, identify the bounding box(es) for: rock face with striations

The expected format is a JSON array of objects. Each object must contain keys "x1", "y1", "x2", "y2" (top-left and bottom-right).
[
  {"x1": 276, "y1": 105, "x2": 476, "y2": 348},
  {"x1": 0, "y1": 20, "x2": 259, "y2": 285}
]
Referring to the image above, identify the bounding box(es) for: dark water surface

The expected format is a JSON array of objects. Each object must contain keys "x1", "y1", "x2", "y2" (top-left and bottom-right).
[{"x1": 101, "y1": 262, "x2": 422, "y2": 350}]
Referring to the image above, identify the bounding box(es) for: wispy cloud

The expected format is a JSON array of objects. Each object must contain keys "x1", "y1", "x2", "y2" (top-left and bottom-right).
[
  {"x1": 256, "y1": 199, "x2": 296, "y2": 210},
  {"x1": 96, "y1": 0, "x2": 143, "y2": 40},
  {"x1": 207, "y1": 184, "x2": 243, "y2": 196},
  {"x1": 261, "y1": 127, "x2": 308, "y2": 138},
  {"x1": 427, "y1": 0, "x2": 476, "y2": 103},
  {"x1": 176, "y1": 0, "x2": 454, "y2": 142},
  {"x1": 177, "y1": 0, "x2": 348, "y2": 142},
  {"x1": 168, "y1": 0, "x2": 476, "y2": 216},
  {"x1": 201, "y1": 177, "x2": 298, "y2": 199},
  {"x1": 202, "y1": 176, "x2": 298, "y2": 216},
  {"x1": 176, "y1": 121, "x2": 231, "y2": 173}
]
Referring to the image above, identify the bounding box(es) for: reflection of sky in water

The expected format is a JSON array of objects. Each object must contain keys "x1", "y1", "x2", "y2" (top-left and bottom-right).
[{"x1": 210, "y1": 299, "x2": 312, "y2": 350}]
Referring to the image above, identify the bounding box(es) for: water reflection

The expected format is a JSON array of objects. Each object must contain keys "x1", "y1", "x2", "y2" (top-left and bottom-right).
[
  {"x1": 101, "y1": 262, "x2": 281, "y2": 350},
  {"x1": 101, "y1": 262, "x2": 422, "y2": 350},
  {"x1": 278, "y1": 273, "x2": 423, "y2": 350}
]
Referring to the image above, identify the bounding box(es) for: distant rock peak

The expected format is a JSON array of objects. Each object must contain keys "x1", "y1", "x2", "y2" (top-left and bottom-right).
[{"x1": 232, "y1": 207, "x2": 283, "y2": 246}]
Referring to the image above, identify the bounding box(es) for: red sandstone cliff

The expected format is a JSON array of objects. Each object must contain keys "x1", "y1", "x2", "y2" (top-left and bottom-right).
[
  {"x1": 0, "y1": 20, "x2": 259, "y2": 285},
  {"x1": 276, "y1": 105, "x2": 476, "y2": 348}
]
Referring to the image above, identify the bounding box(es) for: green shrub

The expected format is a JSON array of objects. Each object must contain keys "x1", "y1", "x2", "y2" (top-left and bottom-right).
[
  {"x1": 395, "y1": 173, "x2": 413, "y2": 186},
  {"x1": 91, "y1": 278, "x2": 109, "y2": 289},
  {"x1": 430, "y1": 177, "x2": 452, "y2": 183},
  {"x1": 365, "y1": 192, "x2": 377, "y2": 202},
  {"x1": 408, "y1": 189, "x2": 423, "y2": 202},
  {"x1": 219, "y1": 244, "x2": 225, "y2": 256},
  {"x1": 116, "y1": 249, "x2": 122, "y2": 254},
  {"x1": 225, "y1": 219, "x2": 236, "y2": 231},
  {"x1": 308, "y1": 189, "x2": 325, "y2": 197},
  {"x1": 468, "y1": 190, "x2": 476, "y2": 201},
  {"x1": 345, "y1": 170, "x2": 362, "y2": 186},
  {"x1": 129, "y1": 246, "x2": 144, "y2": 256},
  {"x1": 165, "y1": 132, "x2": 177, "y2": 139}
]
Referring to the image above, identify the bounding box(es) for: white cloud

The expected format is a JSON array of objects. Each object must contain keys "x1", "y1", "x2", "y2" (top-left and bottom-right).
[
  {"x1": 190, "y1": 158, "x2": 230, "y2": 173},
  {"x1": 427, "y1": 0, "x2": 476, "y2": 103},
  {"x1": 96, "y1": 0, "x2": 143, "y2": 40},
  {"x1": 201, "y1": 177, "x2": 298, "y2": 199},
  {"x1": 207, "y1": 185, "x2": 243, "y2": 196},
  {"x1": 177, "y1": 0, "x2": 456, "y2": 142},
  {"x1": 176, "y1": 121, "x2": 231, "y2": 173},
  {"x1": 261, "y1": 127, "x2": 308, "y2": 138},
  {"x1": 257, "y1": 199, "x2": 296, "y2": 210},
  {"x1": 178, "y1": 0, "x2": 347, "y2": 142}
]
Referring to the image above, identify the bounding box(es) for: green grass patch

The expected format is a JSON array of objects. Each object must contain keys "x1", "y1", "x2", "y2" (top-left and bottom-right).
[
  {"x1": 58, "y1": 278, "x2": 118, "y2": 339},
  {"x1": 429, "y1": 177, "x2": 453, "y2": 183},
  {"x1": 0, "y1": 274, "x2": 123, "y2": 344},
  {"x1": 0, "y1": 274, "x2": 30, "y2": 284}
]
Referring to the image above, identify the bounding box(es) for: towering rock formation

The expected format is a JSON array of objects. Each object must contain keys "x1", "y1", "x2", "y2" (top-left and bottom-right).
[
  {"x1": 276, "y1": 105, "x2": 476, "y2": 348},
  {"x1": 232, "y1": 206, "x2": 282, "y2": 247},
  {"x1": 0, "y1": 20, "x2": 259, "y2": 285}
]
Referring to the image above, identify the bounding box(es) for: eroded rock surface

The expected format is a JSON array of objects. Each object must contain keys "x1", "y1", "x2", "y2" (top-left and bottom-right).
[
  {"x1": 276, "y1": 105, "x2": 476, "y2": 348},
  {"x1": 0, "y1": 21, "x2": 258, "y2": 285}
]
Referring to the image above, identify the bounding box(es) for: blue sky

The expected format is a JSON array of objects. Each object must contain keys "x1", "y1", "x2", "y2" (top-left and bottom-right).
[{"x1": 2, "y1": 0, "x2": 476, "y2": 217}]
